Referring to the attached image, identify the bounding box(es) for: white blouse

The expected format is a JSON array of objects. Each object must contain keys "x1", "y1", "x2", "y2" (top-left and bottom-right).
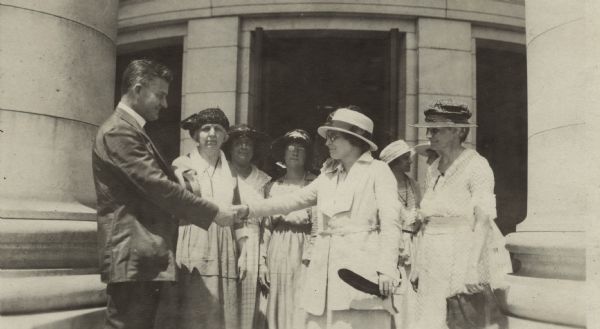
[{"x1": 421, "y1": 148, "x2": 497, "y2": 222}]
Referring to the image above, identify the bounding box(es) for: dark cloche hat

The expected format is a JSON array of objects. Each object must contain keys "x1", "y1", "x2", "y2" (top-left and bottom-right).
[
  {"x1": 271, "y1": 129, "x2": 312, "y2": 161},
  {"x1": 181, "y1": 107, "x2": 230, "y2": 134},
  {"x1": 227, "y1": 124, "x2": 269, "y2": 143}
]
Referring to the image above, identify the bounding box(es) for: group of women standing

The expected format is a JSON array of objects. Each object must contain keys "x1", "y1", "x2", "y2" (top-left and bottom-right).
[{"x1": 157, "y1": 101, "x2": 511, "y2": 329}]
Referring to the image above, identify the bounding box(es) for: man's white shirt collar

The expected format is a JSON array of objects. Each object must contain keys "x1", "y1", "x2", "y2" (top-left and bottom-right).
[{"x1": 118, "y1": 102, "x2": 146, "y2": 128}]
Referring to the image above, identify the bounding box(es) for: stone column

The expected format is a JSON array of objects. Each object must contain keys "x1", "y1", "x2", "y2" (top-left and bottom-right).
[
  {"x1": 0, "y1": 0, "x2": 118, "y2": 325},
  {"x1": 503, "y1": 0, "x2": 587, "y2": 328},
  {"x1": 181, "y1": 17, "x2": 240, "y2": 154},
  {"x1": 415, "y1": 18, "x2": 473, "y2": 182}
]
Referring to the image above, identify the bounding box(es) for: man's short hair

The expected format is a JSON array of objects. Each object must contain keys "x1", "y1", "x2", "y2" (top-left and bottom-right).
[{"x1": 121, "y1": 59, "x2": 173, "y2": 96}]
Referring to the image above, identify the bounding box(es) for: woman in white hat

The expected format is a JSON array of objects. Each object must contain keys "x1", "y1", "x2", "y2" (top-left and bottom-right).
[
  {"x1": 237, "y1": 106, "x2": 404, "y2": 329},
  {"x1": 379, "y1": 140, "x2": 421, "y2": 329},
  {"x1": 379, "y1": 140, "x2": 421, "y2": 231},
  {"x1": 408, "y1": 101, "x2": 511, "y2": 329}
]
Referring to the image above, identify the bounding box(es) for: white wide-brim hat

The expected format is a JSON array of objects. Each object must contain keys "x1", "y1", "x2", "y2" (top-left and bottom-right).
[
  {"x1": 379, "y1": 140, "x2": 415, "y2": 164},
  {"x1": 317, "y1": 108, "x2": 378, "y2": 151}
]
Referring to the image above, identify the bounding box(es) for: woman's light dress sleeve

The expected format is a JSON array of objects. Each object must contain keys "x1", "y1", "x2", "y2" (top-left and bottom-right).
[
  {"x1": 249, "y1": 177, "x2": 320, "y2": 218},
  {"x1": 467, "y1": 158, "x2": 497, "y2": 222}
]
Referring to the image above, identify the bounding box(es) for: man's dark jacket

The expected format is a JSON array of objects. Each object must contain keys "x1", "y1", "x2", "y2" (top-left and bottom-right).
[{"x1": 92, "y1": 106, "x2": 218, "y2": 283}]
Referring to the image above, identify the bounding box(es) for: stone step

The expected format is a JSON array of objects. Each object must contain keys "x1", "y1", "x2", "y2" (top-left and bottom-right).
[
  {"x1": 0, "y1": 307, "x2": 105, "y2": 329},
  {"x1": 0, "y1": 219, "x2": 97, "y2": 269},
  {"x1": 506, "y1": 314, "x2": 583, "y2": 329},
  {"x1": 0, "y1": 268, "x2": 98, "y2": 278},
  {"x1": 0, "y1": 274, "x2": 106, "y2": 315},
  {"x1": 501, "y1": 274, "x2": 585, "y2": 328}
]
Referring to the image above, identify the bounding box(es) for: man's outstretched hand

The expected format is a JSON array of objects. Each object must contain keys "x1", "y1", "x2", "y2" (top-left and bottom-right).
[{"x1": 232, "y1": 204, "x2": 249, "y2": 221}]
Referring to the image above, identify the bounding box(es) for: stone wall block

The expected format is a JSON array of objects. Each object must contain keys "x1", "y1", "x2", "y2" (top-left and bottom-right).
[
  {"x1": 187, "y1": 17, "x2": 239, "y2": 48},
  {"x1": 185, "y1": 47, "x2": 238, "y2": 94},
  {"x1": 184, "y1": 92, "x2": 237, "y2": 123},
  {"x1": 417, "y1": 48, "x2": 472, "y2": 96},
  {"x1": 417, "y1": 18, "x2": 471, "y2": 51},
  {"x1": 405, "y1": 49, "x2": 418, "y2": 96}
]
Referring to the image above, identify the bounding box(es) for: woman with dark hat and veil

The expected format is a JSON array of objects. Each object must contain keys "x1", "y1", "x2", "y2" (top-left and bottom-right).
[{"x1": 224, "y1": 124, "x2": 272, "y2": 329}]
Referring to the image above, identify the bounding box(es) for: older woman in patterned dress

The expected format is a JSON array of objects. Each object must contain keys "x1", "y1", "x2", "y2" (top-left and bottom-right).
[{"x1": 408, "y1": 101, "x2": 511, "y2": 329}]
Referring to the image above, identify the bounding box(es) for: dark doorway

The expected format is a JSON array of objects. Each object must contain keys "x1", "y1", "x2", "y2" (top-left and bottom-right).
[
  {"x1": 115, "y1": 45, "x2": 184, "y2": 165},
  {"x1": 251, "y1": 30, "x2": 400, "y2": 172},
  {"x1": 476, "y1": 44, "x2": 527, "y2": 235}
]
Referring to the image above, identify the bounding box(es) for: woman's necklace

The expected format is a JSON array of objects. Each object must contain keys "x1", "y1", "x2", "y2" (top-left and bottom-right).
[{"x1": 398, "y1": 178, "x2": 411, "y2": 207}]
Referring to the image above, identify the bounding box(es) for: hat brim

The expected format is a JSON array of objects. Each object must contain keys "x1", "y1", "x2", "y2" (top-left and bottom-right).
[
  {"x1": 409, "y1": 122, "x2": 477, "y2": 128},
  {"x1": 384, "y1": 150, "x2": 416, "y2": 164},
  {"x1": 414, "y1": 143, "x2": 433, "y2": 156},
  {"x1": 270, "y1": 134, "x2": 312, "y2": 162},
  {"x1": 317, "y1": 126, "x2": 378, "y2": 152},
  {"x1": 271, "y1": 134, "x2": 311, "y2": 150},
  {"x1": 228, "y1": 130, "x2": 269, "y2": 142}
]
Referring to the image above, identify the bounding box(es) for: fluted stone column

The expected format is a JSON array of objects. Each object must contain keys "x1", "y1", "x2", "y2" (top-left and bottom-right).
[
  {"x1": 503, "y1": 0, "x2": 587, "y2": 328},
  {"x1": 180, "y1": 17, "x2": 240, "y2": 154},
  {"x1": 415, "y1": 18, "x2": 473, "y2": 181},
  {"x1": 0, "y1": 0, "x2": 118, "y2": 326}
]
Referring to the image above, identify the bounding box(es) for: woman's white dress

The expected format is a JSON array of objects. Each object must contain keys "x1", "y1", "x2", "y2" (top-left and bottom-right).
[
  {"x1": 249, "y1": 152, "x2": 404, "y2": 329},
  {"x1": 171, "y1": 149, "x2": 241, "y2": 329},
  {"x1": 261, "y1": 173, "x2": 315, "y2": 329},
  {"x1": 238, "y1": 166, "x2": 271, "y2": 329},
  {"x1": 410, "y1": 148, "x2": 511, "y2": 329}
]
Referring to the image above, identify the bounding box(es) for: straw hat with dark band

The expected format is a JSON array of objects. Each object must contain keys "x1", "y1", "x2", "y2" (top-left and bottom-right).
[{"x1": 317, "y1": 108, "x2": 378, "y2": 151}]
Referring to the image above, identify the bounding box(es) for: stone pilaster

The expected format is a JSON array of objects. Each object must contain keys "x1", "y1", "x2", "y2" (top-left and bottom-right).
[
  {"x1": 503, "y1": 0, "x2": 587, "y2": 328},
  {"x1": 181, "y1": 17, "x2": 240, "y2": 154},
  {"x1": 0, "y1": 0, "x2": 118, "y2": 326},
  {"x1": 415, "y1": 18, "x2": 473, "y2": 182}
]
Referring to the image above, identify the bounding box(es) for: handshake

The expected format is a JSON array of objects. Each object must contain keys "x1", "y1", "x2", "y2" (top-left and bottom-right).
[{"x1": 214, "y1": 204, "x2": 250, "y2": 226}]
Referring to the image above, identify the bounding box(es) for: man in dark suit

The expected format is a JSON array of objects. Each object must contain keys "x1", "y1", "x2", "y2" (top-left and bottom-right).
[{"x1": 92, "y1": 59, "x2": 238, "y2": 329}]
